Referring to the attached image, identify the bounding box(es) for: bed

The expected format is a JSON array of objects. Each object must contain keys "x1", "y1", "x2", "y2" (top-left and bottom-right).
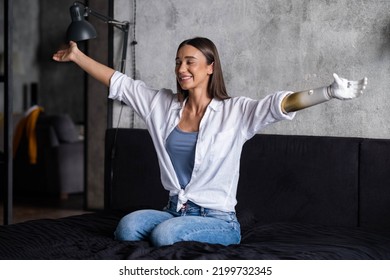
[{"x1": 1, "y1": 128, "x2": 390, "y2": 259}]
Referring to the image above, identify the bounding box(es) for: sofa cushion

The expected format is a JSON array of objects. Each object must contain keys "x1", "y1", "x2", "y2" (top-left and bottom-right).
[{"x1": 50, "y1": 114, "x2": 79, "y2": 143}]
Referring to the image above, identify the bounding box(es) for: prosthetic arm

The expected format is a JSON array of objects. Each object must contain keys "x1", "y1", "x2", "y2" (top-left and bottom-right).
[{"x1": 282, "y1": 73, "x2": 368, "y2": 113}]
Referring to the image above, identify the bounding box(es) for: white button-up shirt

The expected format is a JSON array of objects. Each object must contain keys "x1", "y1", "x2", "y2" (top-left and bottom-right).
[{"x1": 109, "y1": 71, "x2": 296, "y2": 212}]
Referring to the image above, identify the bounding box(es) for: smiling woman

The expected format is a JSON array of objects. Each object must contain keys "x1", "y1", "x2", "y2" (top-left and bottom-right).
[
  {"x1": 53, "y1": 36, "x2": 367, "y2": 247},
  {"x1": 175, "y1": 37, "x2": 229, "y2": 102},
  {"x1": 175, "y1": 45, "x2": 213, "y2": 93}
]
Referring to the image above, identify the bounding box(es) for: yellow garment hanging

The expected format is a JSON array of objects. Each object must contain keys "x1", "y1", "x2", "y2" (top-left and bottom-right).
[{"x1": 13, "y1": 106, "x2": 44, "y2": 164}]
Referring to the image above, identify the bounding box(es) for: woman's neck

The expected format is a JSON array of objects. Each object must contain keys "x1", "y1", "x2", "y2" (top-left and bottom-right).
[
  {"x1": 178, "y1": 91, "x2": 211, "y2": 132},
  {"x1": 186, "y1": 90, "x2": 212, "y2": 115}
]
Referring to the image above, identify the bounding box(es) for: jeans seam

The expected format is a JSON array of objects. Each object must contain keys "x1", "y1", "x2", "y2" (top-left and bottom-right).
[{"x1": 180, "y1": 225, "x2": 241, "y2": 244}]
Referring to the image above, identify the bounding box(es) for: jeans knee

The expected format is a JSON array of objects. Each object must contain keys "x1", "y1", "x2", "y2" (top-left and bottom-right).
[
  {"x1": 114, "y1": 215, "x2": 142, "y2": 241},
  {"x1": 150, "y1": 223, "x2": 176, "y2": 247},
  {"x1": 114, "y1": 228, "x2": 137, "y2": 241},
  {"x1": 114, "y1": 210, "x2": 174, "y2": 242}
]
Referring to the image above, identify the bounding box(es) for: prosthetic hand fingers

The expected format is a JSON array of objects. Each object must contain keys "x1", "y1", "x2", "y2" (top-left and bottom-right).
[
  {"x1": 330, "y1": 73, "x2": 368, "y2": 100},
  {"x1": 348, "y1": 77, "x2": 368, "y2": 98},
  {"x1": 350, "y1": 77, "x2": 368, "y2": 92}
]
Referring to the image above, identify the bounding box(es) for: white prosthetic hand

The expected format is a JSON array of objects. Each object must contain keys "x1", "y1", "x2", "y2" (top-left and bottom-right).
[{"x1": 282, "y1": 73, "x2": 368, "y2": 113}]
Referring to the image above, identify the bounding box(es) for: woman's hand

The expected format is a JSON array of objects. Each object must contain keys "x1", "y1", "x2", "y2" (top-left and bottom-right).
[
  {"x1": 330, "y1": 73, "x2": 368, "y2": 100},
  {"x1": 52, "y1": 41, "x2": 79, "y2": 63}
]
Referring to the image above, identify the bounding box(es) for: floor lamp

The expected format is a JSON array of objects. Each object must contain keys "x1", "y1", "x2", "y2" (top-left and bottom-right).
[{"x1": 65, "y1": 1, "x2": 132, "y2": 209}]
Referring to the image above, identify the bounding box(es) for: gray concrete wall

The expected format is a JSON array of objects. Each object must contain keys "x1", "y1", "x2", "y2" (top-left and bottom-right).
[{"x1": 113, "y1": 0, "x2": 390, "y2": 139}]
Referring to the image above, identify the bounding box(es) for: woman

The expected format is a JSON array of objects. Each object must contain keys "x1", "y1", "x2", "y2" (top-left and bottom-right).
[{"x1": 53, "y1": 37, "x2": 367, "y2": 247}]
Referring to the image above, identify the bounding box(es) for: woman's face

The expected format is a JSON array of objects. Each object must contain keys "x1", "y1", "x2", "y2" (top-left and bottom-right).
[{"x1": 175, "y1": 45, "x2": 213, "y2": 93}]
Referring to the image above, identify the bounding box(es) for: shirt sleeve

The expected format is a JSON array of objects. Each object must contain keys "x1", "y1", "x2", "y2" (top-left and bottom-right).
[
  {"x1": 241, "y1": 91, "x2": 296, "y2": 139},
  {"x1": 108, "y1": 71, "x2": 160, "y2": 120}
]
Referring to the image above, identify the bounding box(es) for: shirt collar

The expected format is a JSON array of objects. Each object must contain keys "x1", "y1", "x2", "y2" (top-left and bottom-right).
[{"x1": 208, "y1": 98, "x2": 223, "y2": 112}]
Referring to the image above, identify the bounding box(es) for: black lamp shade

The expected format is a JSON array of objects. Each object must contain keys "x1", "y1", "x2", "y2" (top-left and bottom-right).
[{"x1": 66, "y1": 3, "x2": 97, "y2": 42}]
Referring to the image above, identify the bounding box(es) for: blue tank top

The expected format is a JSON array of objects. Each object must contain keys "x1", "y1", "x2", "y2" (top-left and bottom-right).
[{"x1": 166, "y1": 126, "x2": 198, "y2": 189}]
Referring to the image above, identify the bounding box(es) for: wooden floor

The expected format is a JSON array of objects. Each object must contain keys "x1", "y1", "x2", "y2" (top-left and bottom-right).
[{"x1": 0, "y1": 194, "x2": 91, "y2": 225}]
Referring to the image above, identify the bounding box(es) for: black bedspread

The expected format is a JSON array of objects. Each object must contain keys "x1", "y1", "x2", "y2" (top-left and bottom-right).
[{"x1": 1, "y1": 211, "x2": 390, "y2": 260}]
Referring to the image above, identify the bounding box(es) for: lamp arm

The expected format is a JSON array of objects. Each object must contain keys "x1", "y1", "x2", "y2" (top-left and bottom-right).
[
  {"x1": 74, "y1": 1, "x2": 129, "y2": 31},
  {"x1": 72, "y1": 1, "x2": 133, "y2": 74},
  {"x1": 120, "y1": 25, "x2": 129, "y2": 74}
]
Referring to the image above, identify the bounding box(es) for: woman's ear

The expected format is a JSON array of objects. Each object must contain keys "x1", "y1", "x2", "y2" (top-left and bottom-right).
[{"x1": 208, "y1": 62, "x2": 214, "y2": 75}]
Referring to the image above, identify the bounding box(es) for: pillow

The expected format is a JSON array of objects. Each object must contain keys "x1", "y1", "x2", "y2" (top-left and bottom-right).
[{"x1": 50, "y1": 114, "x2": 79, "y2": 143}]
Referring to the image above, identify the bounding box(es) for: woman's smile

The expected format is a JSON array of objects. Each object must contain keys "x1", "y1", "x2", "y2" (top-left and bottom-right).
[{"x1": 178, "y1": 75, "x2": 193, "y2": 82}]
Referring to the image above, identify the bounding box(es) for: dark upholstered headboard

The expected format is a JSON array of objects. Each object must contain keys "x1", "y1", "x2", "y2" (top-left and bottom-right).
[
  {"x1": 104, "y1": 128, "x2": 390, "y2": 229},
  {"x1": 104, "y1": 129, "x2": 166, "y2": 211},
  {"x1": 237, "y1": 134, "x2": 361, "y2": 227},
  {"x1": 359, "y1": 139, "x2": 390, "y2": 228}
]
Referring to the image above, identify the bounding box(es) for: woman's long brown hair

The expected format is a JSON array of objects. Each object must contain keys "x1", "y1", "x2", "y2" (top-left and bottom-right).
[{"x1": 176, "y1": 37, "x2": 230, "y2": 101}]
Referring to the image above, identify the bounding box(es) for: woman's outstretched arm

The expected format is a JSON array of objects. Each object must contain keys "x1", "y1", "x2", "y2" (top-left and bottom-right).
[
  {"x1": 282, "y1": 73, "x2": 368, "y2": 113},
  {"x1": 52, "y1": 41, "x2": 116, "y2": 87}
]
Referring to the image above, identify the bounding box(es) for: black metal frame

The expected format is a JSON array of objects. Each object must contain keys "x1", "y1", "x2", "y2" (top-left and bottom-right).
[{"x1": 2, "y1": 0, "x2": 13, "y2": 225}]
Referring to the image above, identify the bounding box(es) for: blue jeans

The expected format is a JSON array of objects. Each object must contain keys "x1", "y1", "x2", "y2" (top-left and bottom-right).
[{"x1": 114, "y1": 196, "x2": 241, "y2": 247}]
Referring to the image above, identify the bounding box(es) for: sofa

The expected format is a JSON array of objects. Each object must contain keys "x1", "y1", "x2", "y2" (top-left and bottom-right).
[{"x1": 0, "y1": 128, "x2": 390, "y2": 259}]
